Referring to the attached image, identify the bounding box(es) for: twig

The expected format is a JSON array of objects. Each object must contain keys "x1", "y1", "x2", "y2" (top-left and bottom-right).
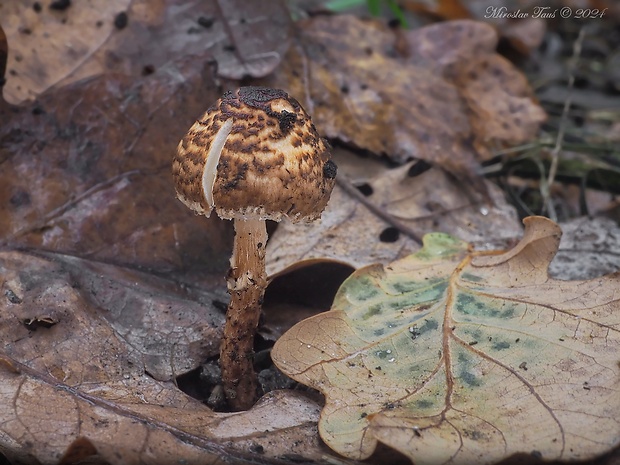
[
  {"x1": 542, "y1": 26, "x2": 586, "y2": 220},
  {"x1": 336, "y1": 175, "x2": 422, "y2": 244}
]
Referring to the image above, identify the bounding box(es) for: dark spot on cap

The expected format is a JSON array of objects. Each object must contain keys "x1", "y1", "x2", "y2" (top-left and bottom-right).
[
  {"x1": 232, "y1": 86, "x2": 300, "y2": 134},
  {"x1": 222, "y1": 162, "x2": 248, "y2": 192},
  {"x1": 291, "y1": 136, "x2": 302, "y2": 148},
  {"x1": 323, "y1": 160, "x2": 337, "y2": 179},
  {"x1": 237, "y1": 87, "x2": 299, "y2": 113},
  {"x1": 277, "y1": 110, "x2": 296, "y2": 133},
  {"x1": 33, "y1": 2, "x2": 42, "y2": 12}
]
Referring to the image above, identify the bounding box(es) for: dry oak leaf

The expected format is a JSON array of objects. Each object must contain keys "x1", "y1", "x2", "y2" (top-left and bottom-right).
[
  {"x1": 403, "y1": 19, "x2": 547, "y2": 160},
  {"x1": 272, "y1": 216, "x2": 620, "y2": 463},
  {"x1": 260, "y1": 17, "x2": 545, "y2": 181},
  {"x1": 0, "y1": 54, "x2": 233, "y2": 277},
  {"x1": 1, "y1": 0, "x2": 131, "y2": 104},
  {"x1": 266, "y1": 149, "x2": 521, "y2": 277},
  {"x1": 1, "y1": 0, "x2": 291, "y2": 104},
  {"x1": 0, "y1": 250, "x2": 351, "y2": 465},
  {"x1": 260, "y1": 15, "x2": 480, "y2": 183}
]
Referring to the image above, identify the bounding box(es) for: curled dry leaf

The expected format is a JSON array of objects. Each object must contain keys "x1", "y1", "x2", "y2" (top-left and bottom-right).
[
  {"x1": 405, "y1": 20, "x2": 547, "y2": 160},
  {"x1": 272, "y1": 216, "x2": 620, "y2": 463},
  {"x1": 449, "y1": 54, "x2": 546, "y2": 158},
  {"x1": 2, "y1": 0, "x2": 291, "y2": 104}
]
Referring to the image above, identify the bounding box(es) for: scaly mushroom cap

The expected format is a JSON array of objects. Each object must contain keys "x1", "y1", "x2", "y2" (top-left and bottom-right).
[{"x1": 172, "y1": 87, "x2": 337, "y2": 222}]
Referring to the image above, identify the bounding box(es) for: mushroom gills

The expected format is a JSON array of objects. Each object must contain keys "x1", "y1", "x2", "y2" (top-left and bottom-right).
[{"x1": 202, "y1": 118, "x2": 234, "y2": 215}]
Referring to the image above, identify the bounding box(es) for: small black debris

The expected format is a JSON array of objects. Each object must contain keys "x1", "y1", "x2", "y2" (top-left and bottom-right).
[
  {"x1": 197, "y1": 16, "x2": 214, "y2": 28},
  {"x1": 114, "y1": 12, "x2": 128, "y2": 30},
  {"x1": 49, "y1": 0, "x2": 71, "y2": 11},
  {"x1": 5, "y1": 289, "x2": 22, "y2": 304}
]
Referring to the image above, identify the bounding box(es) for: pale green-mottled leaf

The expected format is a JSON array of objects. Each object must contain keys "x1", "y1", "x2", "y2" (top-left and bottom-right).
[{"x1": 272, "y1": 216, "x2": 620, "y2": 463}]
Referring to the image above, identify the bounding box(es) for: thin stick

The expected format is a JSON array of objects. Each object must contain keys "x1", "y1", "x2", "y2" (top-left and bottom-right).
[
  {"x1": 543, "y1": 26, "x2": 586, "y2": 220},
  {"x1": 220, "y1": 218, "x2": 268, "y2": 410},
  {"x1": 336, "y1": 175, "x2": 422, "y2": 244}
]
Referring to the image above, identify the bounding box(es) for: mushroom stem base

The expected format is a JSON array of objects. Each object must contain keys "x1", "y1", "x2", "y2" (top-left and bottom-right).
[{"x1": 220, "y1": 218, "x2": 268, "y2": 410}]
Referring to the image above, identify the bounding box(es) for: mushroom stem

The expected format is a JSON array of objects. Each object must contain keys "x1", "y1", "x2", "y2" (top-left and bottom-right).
[{"x1": 220, "y1": 217, "x2": 268, "y2": 410}]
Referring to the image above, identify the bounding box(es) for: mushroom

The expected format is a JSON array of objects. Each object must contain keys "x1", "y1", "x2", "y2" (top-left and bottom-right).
[{"x1": 172, "y1": 87, "x2": 337, "y2": 410}]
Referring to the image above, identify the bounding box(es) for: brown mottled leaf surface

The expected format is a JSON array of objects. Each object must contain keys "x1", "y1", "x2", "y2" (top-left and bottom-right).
[
  {"x1": 266, "y1": 147, "x2": 522, "y2": 277},
  {"x1": 0, "y1": 54, "x2": 231, "y2": 275},
  {"x1": 1, "y1": 245, "x2": 349, "y2": 464},
  {"x1": 272, "y1": 217, "x2": 620, "y2": 463},
  {"x1": 260, "y1": 17, "x2": 546, "y2": 182},
  {"x1": 2, "y1": 0, "x2": 291, "y2": 104},
  {"x1": 405, "y1": 20, "x2": 546, "y2": 159}
]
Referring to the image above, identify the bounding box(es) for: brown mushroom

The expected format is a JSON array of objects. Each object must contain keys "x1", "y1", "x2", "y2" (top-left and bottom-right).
[{"x1": 172, "y1": 87, "x2": 337, "y2": 410}]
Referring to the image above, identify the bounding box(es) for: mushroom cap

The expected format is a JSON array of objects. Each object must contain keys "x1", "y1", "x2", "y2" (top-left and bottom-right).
[{"x1": 172, "y1": 87, "x2": 337, "y2": 222}]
